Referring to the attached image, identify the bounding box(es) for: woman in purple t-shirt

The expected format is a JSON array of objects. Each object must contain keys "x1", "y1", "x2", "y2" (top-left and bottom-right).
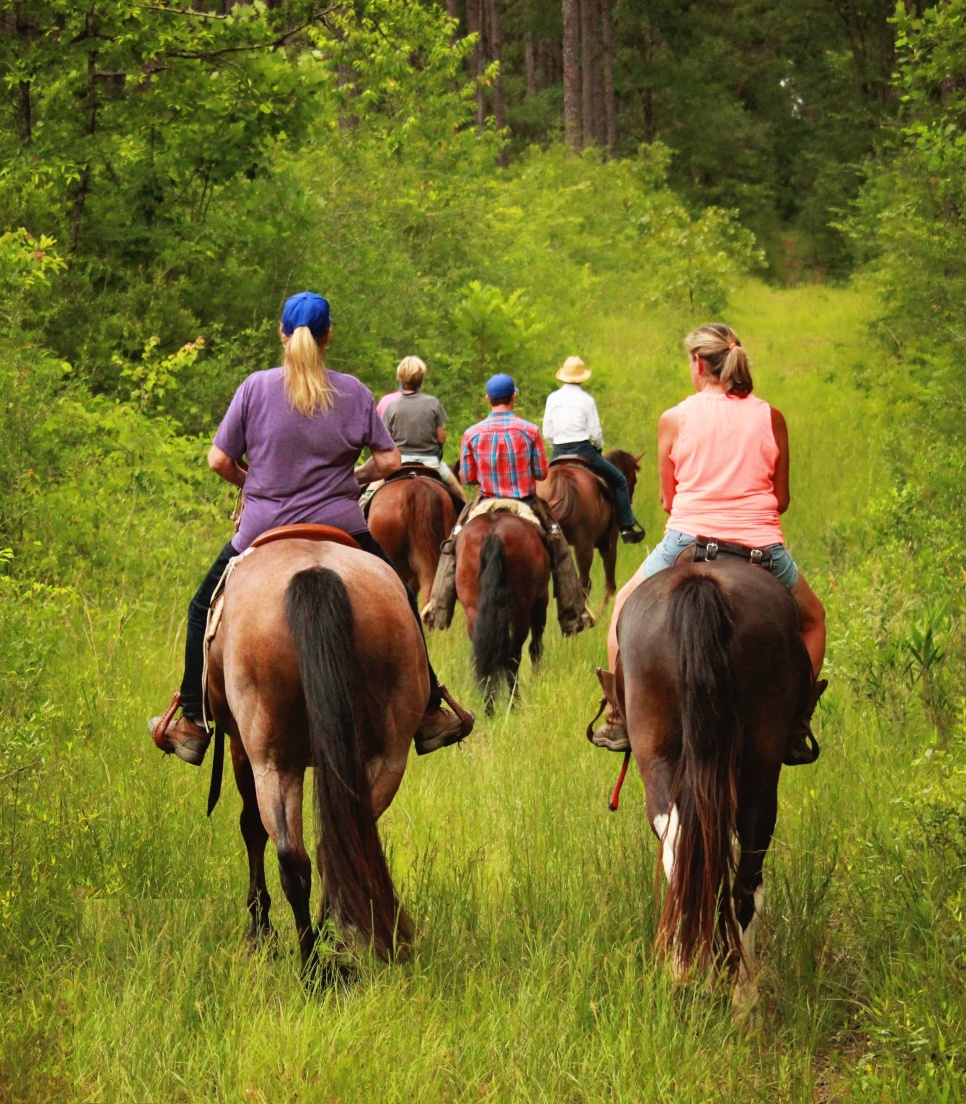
[{"x1": 149, "y1": 292, "x2": 473, "y2": 764}]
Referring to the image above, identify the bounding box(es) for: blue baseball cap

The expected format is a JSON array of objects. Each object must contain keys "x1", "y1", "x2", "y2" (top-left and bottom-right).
[
  {"x1": 486, "y1": 373, "x2": 518, "y2": 401},
  {"x1": 281, "y1": 292, "x2": 331, "y2": 340}
]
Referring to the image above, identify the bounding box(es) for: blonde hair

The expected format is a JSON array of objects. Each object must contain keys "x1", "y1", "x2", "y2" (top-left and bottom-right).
[
  {"x1": 684, "y1": 323, "x2": 753, "y2": 397},
  {"x1": 282, "y1": 326, "x2": 334, "y2": 415},
  {"x1": 396, "y1": 355, "x2": 427, "y2": 390}
]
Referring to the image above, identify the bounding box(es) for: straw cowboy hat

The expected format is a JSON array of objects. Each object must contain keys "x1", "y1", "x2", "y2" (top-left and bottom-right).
[{"x1": 556, "y1": 356, "x2": 591, "y2": 384}]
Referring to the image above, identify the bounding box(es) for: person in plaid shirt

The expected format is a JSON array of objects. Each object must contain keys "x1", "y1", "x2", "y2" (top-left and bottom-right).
[
  {"x1": 424, "y1": 373, "x2": 590, "y2": 636},
  {"x1": 460, "y1": 374, "x2": 548, "y2": 499}
]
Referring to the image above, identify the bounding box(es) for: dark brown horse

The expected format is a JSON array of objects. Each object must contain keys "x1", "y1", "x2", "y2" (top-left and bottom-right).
[
  {"x1": 367, "y1": 473, "x2": 458, "y2": 605},
  {"x1": 536, "y1": 449, "x2": 642, "y2": 606},
  {"x1": 205, "y1": 538, "x2": 428, "y2": 975},
  {"x1": 615, "y1": 558, "x2": 812, "y2": 1012},
  {"x1": 455, "y1": 511, "x2": 551, "y2": 713}
]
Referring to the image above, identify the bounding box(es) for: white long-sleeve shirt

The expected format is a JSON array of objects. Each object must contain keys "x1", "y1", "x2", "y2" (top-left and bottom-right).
[{"x1": 542, "y1": 384, "x2": 604, "y2": 449}]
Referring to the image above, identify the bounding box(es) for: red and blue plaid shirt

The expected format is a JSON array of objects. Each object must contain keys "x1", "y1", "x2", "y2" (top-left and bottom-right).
[{"x1": 460, "y1": 411, "x2": 548, "y2": 499}]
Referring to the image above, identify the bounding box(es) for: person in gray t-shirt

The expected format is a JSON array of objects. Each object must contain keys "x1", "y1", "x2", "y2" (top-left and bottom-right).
[{"x1": 381, "y1": 356, "x2": 465, "y2": 501}]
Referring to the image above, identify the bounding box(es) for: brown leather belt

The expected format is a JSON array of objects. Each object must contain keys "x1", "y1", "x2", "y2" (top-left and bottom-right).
[{"x1": 693, "y1": 535, "x2": 773, "y2": 570}]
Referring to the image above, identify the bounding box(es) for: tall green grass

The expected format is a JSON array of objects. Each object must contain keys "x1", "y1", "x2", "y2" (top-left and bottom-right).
[{"x1": 3, "y1": 282, "x2": 964, "y2": 1102}]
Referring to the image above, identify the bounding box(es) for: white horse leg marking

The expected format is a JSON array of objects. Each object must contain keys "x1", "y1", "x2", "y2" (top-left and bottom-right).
[
  {"x1": 733, "y1": 883, "x2": 764, "y2": 1017},
  {"x1": 652, "y1": 804, "x2": 680, "y2": 884}
]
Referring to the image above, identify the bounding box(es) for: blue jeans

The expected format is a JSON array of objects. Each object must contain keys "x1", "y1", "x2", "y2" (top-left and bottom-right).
[
  {"x1": 550, "y1": 442, "x2": 638, "y2": 530},
  {"x1": 638, "y1": 529, "x2": 800, "y2": 589}
]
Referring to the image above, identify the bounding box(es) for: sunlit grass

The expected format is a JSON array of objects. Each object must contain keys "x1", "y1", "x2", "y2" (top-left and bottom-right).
[{"x1": 3, "y1": 282, "x2": 963, "y2": 1102}]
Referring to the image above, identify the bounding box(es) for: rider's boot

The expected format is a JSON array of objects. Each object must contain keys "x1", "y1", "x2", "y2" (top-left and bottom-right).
[
  {"x1": 588, "y1": 667, "x2": 630, "y2": 752},
  {"x1": 783, "y1": 677, "x2": 827, "y2": 766},
  {"x1": 149, "y1": 694, "x2": 211, "y2": 766},
  {"x1": 422, "y1": 501, "x2": 473, "y2": 630},
  {"x1": 414, "y1": 684, "x2": 475, "y2": 754},
  {"x1": 531, "y1": 497, "x2": 592, "y2": 635}
]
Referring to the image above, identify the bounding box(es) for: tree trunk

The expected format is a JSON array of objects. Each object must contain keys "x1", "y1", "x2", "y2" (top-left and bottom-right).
[
  {"x1": 599, "y1": 0, "x2": 616, "y2": 154},
  {"x1": 70, "y1": 13, "x2": 99, "y2": 255},
  {"x1": 466, "y1": 0, "x2": 485, "y2": 128},
  {"x1": 486, "y1": 0, "x2": 507, "y2": 165},
  {"x1": 524, "y1": 31, "x2": 536, "y2": 97},
  {"x1": 562, "y1": 0, "x2": 581, "y2": 149},
  {"x1": 580, "y1": 0, "x2": 601, "y2": 148}
]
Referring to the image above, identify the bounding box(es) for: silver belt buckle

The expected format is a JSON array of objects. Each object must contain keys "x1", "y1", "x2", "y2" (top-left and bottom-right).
[
  {"x1": 705, "y1": 540, "x2": 719, "y2": 560},
  {"x1": 750, "y1": 548, "x2": 763, "y2": 565}
]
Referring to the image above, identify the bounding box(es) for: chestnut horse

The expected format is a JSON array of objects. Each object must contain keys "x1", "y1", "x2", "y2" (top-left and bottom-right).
[
  {"x1": 455, "y1": 511, "x2": 551, "y2": 713},
  {"x1": 205, "y1": 538, "x2": 428, "y2": 975},
  {"x1": 615, "y1": 558, "x2": 813, "y2": 1012},
  {"x1": 536, "y1": 449, "x2": 642, "y2": 606},
  {"x1": 367, "y1": 473, "x2": 457, "y2": 605}
]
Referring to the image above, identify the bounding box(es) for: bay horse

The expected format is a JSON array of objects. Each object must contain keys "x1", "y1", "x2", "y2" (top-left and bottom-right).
[
  {"x1": 205, "y1": 536, "x2": 428, "y2": 975},
  {"x1": 615, "y1": 557, "x2": 813, "y2": 1012},
  {"x1": 367, "y1": 472, "x2": 457, "y2": 605},
  {"x1": 455, "y1": 511, "x2": 551, "y2": 713},
  {"x1": 536, "y1": 449, "x2": 642, "y2": 606}
]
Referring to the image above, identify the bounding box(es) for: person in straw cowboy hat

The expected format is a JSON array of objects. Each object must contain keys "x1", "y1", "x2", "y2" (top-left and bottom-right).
[{"x1": 542, "y1": 356, "x2": 646, "y2": 544}]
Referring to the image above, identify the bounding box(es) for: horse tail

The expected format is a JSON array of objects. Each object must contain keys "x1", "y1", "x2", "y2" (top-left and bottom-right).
[
  {"x1": 545, "y1": 468, "x2": 581, "y2": 527},
  {"x1": 409, "y1": 481, "x2": 446, "y2": 578},
  {"x1": 285, "y1": 566, "x2": 411, "y2": 958},
  {"x1": 658, "y1": 572, "x2": 743, "y2": 972},
  {"x1": 473, "y1": 533, "x2": 512, "y2": 685}
]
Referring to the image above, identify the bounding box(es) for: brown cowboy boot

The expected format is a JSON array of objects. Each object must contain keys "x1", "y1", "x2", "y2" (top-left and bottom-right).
[
  {"x1": 149, "y1": 707, "x2": 211, "y2": 766},
  {"x1": 531, "y1": 498, "x2": 591, "y2": 636},
  {"x1": 587, "y1": 668, "x2": 630, "y2": 752},
  {"x1": 783, "y1": 678, "x2": 827, "y2": 766},
  {"x1": 414, "y1": 684, "x2": 475, "y2": 755}
]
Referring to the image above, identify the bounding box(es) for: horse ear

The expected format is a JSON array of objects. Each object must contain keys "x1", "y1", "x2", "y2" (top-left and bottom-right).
[{"x1": 634, "y1": 451, "x2": 644, "y2": 465}]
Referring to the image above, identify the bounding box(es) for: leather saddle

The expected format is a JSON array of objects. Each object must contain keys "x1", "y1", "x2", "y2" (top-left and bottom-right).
[
  {"x1": 386, "y1": 464, "x2": 446, "y2": 486},
  {"x1": 547, "y1": 454, "x2": 611, "y2": 498},
  {"x1": 674, "y1": 535, "x2": 774, "y2": 570},
  {"x1": 251, "y1": 524, "x2": 361, "y2": 550}
]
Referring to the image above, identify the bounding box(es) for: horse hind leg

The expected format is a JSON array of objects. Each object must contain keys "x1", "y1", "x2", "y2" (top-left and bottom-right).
[
  {"x1": 528, "y1": 593, "x2": 548, "y2": 670},
  {"x1": 252, "y1": 762, "x2": 317, "y2": 977},
  {"x1": 231, "y1": 739, "x2": 274, "y2": 948}
]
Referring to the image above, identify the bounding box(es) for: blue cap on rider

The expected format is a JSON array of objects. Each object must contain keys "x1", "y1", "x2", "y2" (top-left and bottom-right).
[
  {"x1": 486, "y1": 373, "x2": 518, "y2": 402},
  {"x1": 281, "y1": 292, "x2": 331, "y2": 341}
]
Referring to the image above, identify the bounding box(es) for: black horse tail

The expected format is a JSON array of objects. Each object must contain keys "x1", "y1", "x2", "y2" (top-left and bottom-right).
[
  {"x1": 285, "y1": 566, "x2": 412, "y2": 959},
  {"x1": 657, "y1": 572, "x2": 743, "y2": 972},
  {"x1": 474, "y1": 533, "x2": 512, "y2": 688}
]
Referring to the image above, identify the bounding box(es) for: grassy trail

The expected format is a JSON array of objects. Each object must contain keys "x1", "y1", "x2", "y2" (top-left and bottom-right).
[{"x1": 4, "y1": 282, "x2": 960, "y2": 1102}]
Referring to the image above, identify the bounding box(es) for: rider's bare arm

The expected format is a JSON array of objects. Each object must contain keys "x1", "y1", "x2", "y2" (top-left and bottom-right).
[
  {"x1": 770, "y1": 407, "x2": 790, "y2": 513},
  {"x1": 436, "y1": 426, "x2": 447, "y2": 446},
  {"x1": 356, "y1": 446, "x2": 401, "y2": 485},
  {"x1": 657, "y1": 408, "x2": 679, "y2": 514},
  {"x1": 208, "y1": 445, "x2": 248, "y2": 489}
]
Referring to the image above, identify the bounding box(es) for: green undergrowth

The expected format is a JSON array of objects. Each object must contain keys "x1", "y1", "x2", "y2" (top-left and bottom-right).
[{"x1": 2, "y1": 282, "x2": 965, "y2": 1102}]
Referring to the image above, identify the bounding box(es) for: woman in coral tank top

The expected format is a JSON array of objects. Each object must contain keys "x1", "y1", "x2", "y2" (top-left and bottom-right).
[{"x1": 592, "y1": 323, "x2": 826, "y2": 764}]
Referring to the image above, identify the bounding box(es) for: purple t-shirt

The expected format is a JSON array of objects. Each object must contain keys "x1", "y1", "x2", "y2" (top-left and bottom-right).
[{"x1": 214, "y1": 367, "x2": 394, "y2": 551}]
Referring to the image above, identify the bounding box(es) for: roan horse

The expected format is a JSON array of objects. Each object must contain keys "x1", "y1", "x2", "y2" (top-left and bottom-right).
[
  {"x1": 205, "y1": 535, "x2": 428, "y2": 974},
  {"x1": 455, "y1": 511, "x2": 551, "y2": 713},
  {"x1": 367, "y1": 472, "x2": 457, "y2": 605},
  {"x1": 536, "y1": 449, "x2": 642, "y2": 606},
  {"x1": 614, "y1": 557, "x2": 812, "y2": 1012}
]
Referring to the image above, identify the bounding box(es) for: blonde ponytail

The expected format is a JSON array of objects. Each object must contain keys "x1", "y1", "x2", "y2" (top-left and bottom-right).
[
  {"x1": 684, "y1": 323, "x2": 753, "y2": 396},
  {"x1": 282, "y1": 326, "x2": 335, "y2": 415}
]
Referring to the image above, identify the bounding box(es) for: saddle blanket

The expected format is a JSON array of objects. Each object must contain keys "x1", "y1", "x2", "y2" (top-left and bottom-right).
[{"x1": 466, "y1": 496, "x2": 542, "y2": 529}]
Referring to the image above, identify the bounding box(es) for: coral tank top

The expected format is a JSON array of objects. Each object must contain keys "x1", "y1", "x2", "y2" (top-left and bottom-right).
[{"x1": 667, "y1": 391, "x2": 785, "y2": 546}]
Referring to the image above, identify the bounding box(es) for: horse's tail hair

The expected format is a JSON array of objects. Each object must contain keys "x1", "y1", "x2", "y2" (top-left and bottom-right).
[
  {"x1": 285, "y1": 566, "x2": 411, "y2": 958},
  {"x1": 474, "y1": 533, "x2": 512, "y2": 686},
  {"x1": 657, "y1": 572, "x2": 743, "y2": 973},
  {"x1": 546, "y1": 468, "x2": 581, "y2": 527},
  {"x1": 409, "y1": 481, "x2": 446, "y2": 581}
]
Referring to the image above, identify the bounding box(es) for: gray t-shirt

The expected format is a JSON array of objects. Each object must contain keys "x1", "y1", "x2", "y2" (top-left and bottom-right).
[
  {"x1": 383, "y1": 391, "x2": 446, "y2": 456},
  {"x1": 214, "y1": 366, "x2": 393, "y2": 550}
]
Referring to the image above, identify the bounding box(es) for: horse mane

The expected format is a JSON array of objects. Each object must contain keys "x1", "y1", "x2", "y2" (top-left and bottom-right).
[
  {"x1": 657, "y1": 571, "x2": 743, "y2": 973},
  {"x1": 604, "y1": 448, "x2": 640, "y2": 482}
]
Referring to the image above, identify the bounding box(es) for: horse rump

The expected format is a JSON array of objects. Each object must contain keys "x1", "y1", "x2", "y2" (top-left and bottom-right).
[
  {"x1": 658, "y1": 572, "x2": 743, "y2": 972},
  {"x1": 285, "y1": 566, "x2": 412, "y2": 957}
]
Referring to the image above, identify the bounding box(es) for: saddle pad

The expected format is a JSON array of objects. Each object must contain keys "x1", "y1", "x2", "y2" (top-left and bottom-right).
[{"x1": 466, "y1": 497, "x2": 542, "y2": 529}]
